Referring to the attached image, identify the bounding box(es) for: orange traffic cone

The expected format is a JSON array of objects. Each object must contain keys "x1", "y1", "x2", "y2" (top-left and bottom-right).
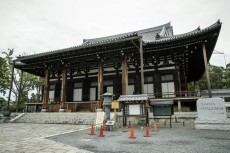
[
  {"x1": 98, "y1": 125, "x2": 105, "y2": 137},
  {"x1": 129, "y1": 126, "x2": 136, "y2": 139},
  {"x1": 144, "y1": 124, "x2": 150, "y2": 137},
  {"x1": 89, "y1": 124, "x2": 95, "y2": 135},
  {"x1": 153, "y1": 122, "x2": 158, "y2": 132}
]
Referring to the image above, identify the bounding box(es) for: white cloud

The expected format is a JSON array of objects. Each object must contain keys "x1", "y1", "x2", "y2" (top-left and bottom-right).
[{"x1": 0, "y1": 0, "x2": 229, "y2": 66}]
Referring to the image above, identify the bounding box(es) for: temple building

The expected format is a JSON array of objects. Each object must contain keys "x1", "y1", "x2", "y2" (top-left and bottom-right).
[{"x1": 14, "y1": 20, "x2": 222, "y2": 113}]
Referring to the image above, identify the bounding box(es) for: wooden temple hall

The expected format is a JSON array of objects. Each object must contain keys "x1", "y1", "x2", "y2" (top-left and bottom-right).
[{"x1": 14, "y1": 20, "x2": 221, "y2": 112}]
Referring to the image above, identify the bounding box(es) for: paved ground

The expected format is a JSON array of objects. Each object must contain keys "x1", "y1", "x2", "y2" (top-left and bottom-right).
[
  {"x1": 1, "y1": 122, "x2": 230, "y2": 153},
  {"x1": 0, "y1": 123, "x2": 91, "y2": 153}
]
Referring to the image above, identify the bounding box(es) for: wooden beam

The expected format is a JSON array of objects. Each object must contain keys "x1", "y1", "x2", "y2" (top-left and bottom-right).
[
  {"x1": 131, "y1": 40, "x2": 140, "y2": 50},
  {"x1": 122, "y1": 56, "x2": 128, "y2": 95},
  {"x1": 202, "y1": 43, "x2": 212, "y2": 98}
]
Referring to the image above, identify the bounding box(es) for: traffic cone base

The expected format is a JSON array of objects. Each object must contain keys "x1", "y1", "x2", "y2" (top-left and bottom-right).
[
  {"x1": 144, "y1": 124, "x2": 151, "y2": 137},
  {"x1": 89, "y1": 124, "x2": 96, "y2": 135},
  {"x1": 129, "y1": 127, "x2": 136, "y2": 139},
  {"x1": 98, "y1": 126, "x2": 105, "y2": 137}
]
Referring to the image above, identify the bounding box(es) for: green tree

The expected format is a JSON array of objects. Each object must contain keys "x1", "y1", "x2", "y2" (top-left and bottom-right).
[
  {"x1": 0, "y1": 49, "x2": 13, "y2": 94},
  {"x1": 209, "y1": 64, "x2": 224, "y2": 89},
  {"x1": 187, "y1": 63, "x2": 226, "y2": 91},
  {"x1": 223, "y1": 63, "x2": 230, "y2": 88},
  {"x1": 11, "y1": 68, "x2": 43, "y2": 111}
]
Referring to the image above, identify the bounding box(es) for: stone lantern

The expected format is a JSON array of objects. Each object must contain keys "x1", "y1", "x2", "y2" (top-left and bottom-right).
[{"x1": 102, "y1": 92, "x2": 113, "y2": 122}]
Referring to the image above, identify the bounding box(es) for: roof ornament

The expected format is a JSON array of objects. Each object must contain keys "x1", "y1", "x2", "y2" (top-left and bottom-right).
[
  {"x1": 159, "y1": 26, "x2": 167, "y2": 37},
  {"x1": 155, "y1": 33, "x2": 161, "y2": 40}
]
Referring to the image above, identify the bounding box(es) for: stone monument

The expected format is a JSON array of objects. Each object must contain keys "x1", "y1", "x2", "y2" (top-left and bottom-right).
[{"x1": 195, "y1": 98, "x2": 230, "y2": 130}]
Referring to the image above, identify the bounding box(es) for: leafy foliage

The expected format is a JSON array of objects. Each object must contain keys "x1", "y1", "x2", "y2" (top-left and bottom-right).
[
  {"x1": 188, "y1": 63, "x2": 230, "y2": 90},
  {"x1": 0, "y1": 49, "x2": 13, "y2": 94},
  {"x1": 0, "y1": 49, "x2": 44, "y2": 112}
]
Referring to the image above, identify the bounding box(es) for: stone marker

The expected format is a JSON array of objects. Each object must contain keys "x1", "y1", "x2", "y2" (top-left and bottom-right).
[{"x1": 195, "y1": 98, "x2": 230, "y2": 130}]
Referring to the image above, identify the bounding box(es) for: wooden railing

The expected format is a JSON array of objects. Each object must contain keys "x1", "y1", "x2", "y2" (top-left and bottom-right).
[{"x1": 147, "y1": 90, "x2": 200, "y2": 99}]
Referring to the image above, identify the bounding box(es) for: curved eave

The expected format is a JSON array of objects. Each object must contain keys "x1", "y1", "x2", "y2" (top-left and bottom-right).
[
  {"x1": 145, "y1": 20, "x2": 221, "y2": 45},
  {"x1": 16, "y1": 33, "x2": 139, "y2": 62},
  {"x1": 143, "y1": 20, "x2": 222, "y2": 82}
]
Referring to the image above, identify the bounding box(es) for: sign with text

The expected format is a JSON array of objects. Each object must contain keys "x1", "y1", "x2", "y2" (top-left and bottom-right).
[
  {"x1": 197, "y1": 98, "x2": 227, "y2": 120},
  {"x1": 96, "y1": 111, "x2": 104, "y2": 126},
  {"x1": 111, "y1": 100, "x2": 119, "y2": 109}
]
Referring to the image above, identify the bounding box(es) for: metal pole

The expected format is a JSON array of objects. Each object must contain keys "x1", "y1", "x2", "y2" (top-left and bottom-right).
[
  {"x1": 202, "y1": 43, "x2": 212, "y2": 98},
  {"x1": 7, "y1": 61, "x2": 15, "y2": 109},
  {"x1": 17, "y1": 70, "x2": 23, "y2": 113}
]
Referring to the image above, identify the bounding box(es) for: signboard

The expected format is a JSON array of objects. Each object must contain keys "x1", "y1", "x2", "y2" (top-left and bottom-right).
[
  {"x1": 95, "y1": 111, "x2": 104, "y2": 126},
  {"x1": 153, "y1": 105, "x2": 174, "y2": 116},
  {"x1": 197, "y1": 98, "x2": 227, "y2": 120},
  {"x1": 111, "y1": 100, "x2": 119, "y2": 109},
  {"x1": 106, "y1": 120, "x2": 115, "y2": 126}
]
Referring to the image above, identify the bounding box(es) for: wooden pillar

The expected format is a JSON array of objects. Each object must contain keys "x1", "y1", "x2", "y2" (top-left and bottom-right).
[
  {"x1": 122, "y1": 102, "x2": 126, "y2": 126},
  {"x1": 154, "y1": 68, "x2": 161, "y2": 98},
  {"x1": 202, "y1": 43, "x2": 212, "y2": 98},
  {"x1": 134, "y1": 69, "x2": 140, "y2": 94},
  {"x1": 60, "y1": 68, "x2": 67, "y2": 111},
  {"x1": 176, "y1": 66, "x2": 182, "y2": 97},
  {"x1": 42, "y1": 69, "x2": 49, "y2": 111},
  {"x1": 122, "y1": 56, "x2": 128, "y2": 95},
  {"x1": 98, "y1": 62, "x2": 103, "y2": 108},
  {"x1": 17, "y1": 70, "x2": 23, "y2": 113},
  {"x1": 141, "y1": 40, "x2": 148, "y2": 123},
  {"x1": 140, "y1": 38, "x2": 144, "y2": 94}
]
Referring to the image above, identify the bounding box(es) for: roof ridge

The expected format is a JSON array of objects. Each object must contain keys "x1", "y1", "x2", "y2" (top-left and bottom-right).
[{"x1": 84, "y1": 22, "x2": 172, "y2": 43}]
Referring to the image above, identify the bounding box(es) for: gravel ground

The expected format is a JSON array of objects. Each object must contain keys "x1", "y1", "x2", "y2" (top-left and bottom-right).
[{"x1": 47, "y1": 122, "x2": 230, "y2": 153}]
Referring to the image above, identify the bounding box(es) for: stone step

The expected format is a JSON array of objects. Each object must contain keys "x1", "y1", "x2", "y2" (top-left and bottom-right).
[{"x1": 15, "y1": 112, "x2": 96, "y2": 125}]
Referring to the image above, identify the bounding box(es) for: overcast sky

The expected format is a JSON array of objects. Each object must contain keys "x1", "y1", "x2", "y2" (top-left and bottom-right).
[{"x1": 0, "y1": 0, "x2": 229, "y2": 67}]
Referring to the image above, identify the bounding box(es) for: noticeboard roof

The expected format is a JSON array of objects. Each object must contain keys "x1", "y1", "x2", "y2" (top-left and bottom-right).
[{"x1": 118, "y1": 94, "x2": 149, "y2": 102}]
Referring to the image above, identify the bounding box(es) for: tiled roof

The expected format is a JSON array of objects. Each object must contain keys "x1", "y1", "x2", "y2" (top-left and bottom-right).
[
  {"x1": 83, "y1": 22, "x2": 173, "y2": 44},
  {"x1": 118, "y1": 94, "x2": 150, "y2": 102},
  {"x1": 149, "y1": 100, "x2": 173, "y2": 106},
  {"x1": 16, "y1": 32, "x2": 139, "y2": 60},
  {"x1": 145, "y1": 20, "x2": 221, "y2": 44},
  {"x1": 15, "y1": 21, "x2": 221, "y2": 61}
]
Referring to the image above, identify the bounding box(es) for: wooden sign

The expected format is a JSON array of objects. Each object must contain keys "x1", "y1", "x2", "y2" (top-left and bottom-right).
[{"x1": 111, "y1": 100, "x2": 119, "y2": 109}]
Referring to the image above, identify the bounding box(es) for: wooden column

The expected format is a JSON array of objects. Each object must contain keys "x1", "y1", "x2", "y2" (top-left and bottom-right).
[
  {"x1": 42, "y1": 70, "x2": 49, "y2": 110},
  {"x1": 139, "y1": 38, "x2": 144, "y2": 94},
  {"x1": 154, "y1": 68, "x2": 161, "y2": 98},
  {"x1": 176, "y1": 66, "x2": 182, "y2": 97},
  {"x1": 202, "y1": 43, "x2": 212, "y2": 98},
  {"x1": 141, "y1": 39, "x2": 149, "y2": 125},
  {"x1": 122, "y1": 56, "x2": 128, "y2": 95},
  {"x1": 60, "y1": 68, "x2": 67, "y2": 110},
  {"x1": 98, "y1": 62, "x2": 103, "y2": 108},
  {"x1": 17, "y1": 70, "x2": 23, "y2": 113}
]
